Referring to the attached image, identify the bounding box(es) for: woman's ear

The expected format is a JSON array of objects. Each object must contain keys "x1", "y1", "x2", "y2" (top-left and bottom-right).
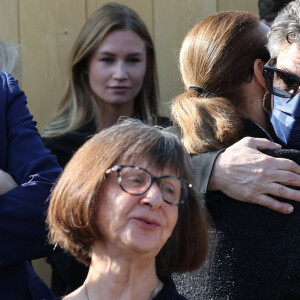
[{"x1": 253, "y1": 58, "x2": 267, "y2": 89}]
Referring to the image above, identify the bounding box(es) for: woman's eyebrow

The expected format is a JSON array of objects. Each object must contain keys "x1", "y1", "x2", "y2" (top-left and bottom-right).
[
  {"x1": 96, "y1": 51, "x2": 144, "y2": 57},
  {"x1": 127, "y1": 53, "x2": 143, "y2": 57},
  {"x1": 97, "y1": 51, "x2": 115, "y2": 56}
]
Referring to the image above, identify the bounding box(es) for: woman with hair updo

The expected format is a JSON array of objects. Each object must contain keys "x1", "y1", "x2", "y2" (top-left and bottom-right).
[
  {"x1": 42, "y1": 2, "x2": 170, "y2": 296},
  {"x1": 47, "y1": 119, "x2": 208, "y2": 300},
  {"x1": 172, "y1": 12, "x2": 272, "y2": 153},
  {"x1": 171, "y1": 11, "x2": 300, "y2": 299}
]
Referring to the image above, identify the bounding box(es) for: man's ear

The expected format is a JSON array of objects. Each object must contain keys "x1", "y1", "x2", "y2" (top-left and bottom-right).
[{"x1": 253, "y1": 58, "x2": 267, "y2": 89}]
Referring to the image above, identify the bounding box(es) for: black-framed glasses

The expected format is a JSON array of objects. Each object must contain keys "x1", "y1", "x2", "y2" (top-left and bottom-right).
[
  {"x1": 105, "y1": 165, "x2": 192, "y2": 206},
  {"x1": 263, "y1": 65, "x2": 300, "y2": 99}
]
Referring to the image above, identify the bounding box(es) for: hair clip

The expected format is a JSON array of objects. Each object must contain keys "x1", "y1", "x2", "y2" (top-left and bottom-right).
[{"x1": 189, "y1": 85, "x2": 204, "y2": 94}]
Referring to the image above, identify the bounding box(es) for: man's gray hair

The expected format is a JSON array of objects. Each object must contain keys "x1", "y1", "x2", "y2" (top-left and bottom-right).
[{"x1": 267, "y1": 0, "x2": 300, "y2": 59}]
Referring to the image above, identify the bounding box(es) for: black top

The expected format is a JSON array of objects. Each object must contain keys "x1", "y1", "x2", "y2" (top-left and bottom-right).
[
  {"x1": 154, "y1": 283, "x2": 188, "y2": 299},
  {"x1": 43, "y1": 117, "x2": 171, "y2": 168},
  {"x1": 43, "y1": 121, "x2": 97, "y2": 168},
  {"x1": 43, "y1": 116, "x2": 172, "y2": 297},
  {"x1": 173, "y1": 118, "x2": 300, "y2": 300}
]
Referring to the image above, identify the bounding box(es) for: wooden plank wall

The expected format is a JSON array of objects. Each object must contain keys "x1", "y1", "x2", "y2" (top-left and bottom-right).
[{"x1": 0, "y1": 0, "x2": 258, "y2": 287}]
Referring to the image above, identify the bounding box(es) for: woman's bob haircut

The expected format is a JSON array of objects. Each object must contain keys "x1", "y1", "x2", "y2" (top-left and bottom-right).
[{"x1": 47, "y1": 118, "x2": 208, "y2": 278}]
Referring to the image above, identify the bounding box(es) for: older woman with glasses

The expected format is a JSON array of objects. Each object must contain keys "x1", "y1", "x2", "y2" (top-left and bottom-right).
[
  {"x1": 47, "y1": 118, "x2": 208, "y2": 300},
  {"x1": 171, "y1": 9, "x2": 300, "y2": 300}
]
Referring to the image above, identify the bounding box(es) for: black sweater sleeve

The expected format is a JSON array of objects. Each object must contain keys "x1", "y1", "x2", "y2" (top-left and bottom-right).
[{"x1": 190, "y1": 150, "x2": 224, "y2": 194}]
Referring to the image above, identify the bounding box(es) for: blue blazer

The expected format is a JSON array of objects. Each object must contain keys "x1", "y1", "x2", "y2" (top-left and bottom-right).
[{"x1": 0, "y1": 72, "x2": 61, "y2": 299}]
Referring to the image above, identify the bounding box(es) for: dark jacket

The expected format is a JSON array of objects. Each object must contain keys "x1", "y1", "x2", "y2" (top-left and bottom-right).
[
  {"x1": 173, "y1": 118, "x2": 300, "y2": 300},
  {"x1": 0, "y1": 72, "x2": 61, "y2": 299}
]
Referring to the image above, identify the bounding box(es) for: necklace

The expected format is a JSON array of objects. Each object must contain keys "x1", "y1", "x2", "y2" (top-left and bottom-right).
[
  {"x1": 84, "y1": 278, "x2": 161, "y2": 300},
  {"x1": 84, "y1": 282, "x2": 89, "y2": 300},
  {"x1": 148, "y1": 279, "x2": 161, "y2": 299}
]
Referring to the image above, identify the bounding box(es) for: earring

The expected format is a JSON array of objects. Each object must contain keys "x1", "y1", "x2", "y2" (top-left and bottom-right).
[{"x1": 263, "y1": 91, "x2": 271, "y2": 112}]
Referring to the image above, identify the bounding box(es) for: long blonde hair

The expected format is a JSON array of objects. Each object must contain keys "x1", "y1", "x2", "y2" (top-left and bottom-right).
[
  {"x1": 43, "y1": 2, "x2": 159, "y2": 138},
  {"x1": 172, "y1": 12, "x2": 269, "y2": 154}
]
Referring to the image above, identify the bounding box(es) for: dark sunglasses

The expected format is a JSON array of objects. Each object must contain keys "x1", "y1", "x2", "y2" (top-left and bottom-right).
[{"x1": 263, "y1": 65, "x2": 300, "y2": 99}]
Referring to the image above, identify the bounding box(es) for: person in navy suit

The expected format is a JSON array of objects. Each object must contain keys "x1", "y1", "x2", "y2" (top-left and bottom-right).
[{"x1": 0, "y1": 62, "x2": 61, "y2": 298}]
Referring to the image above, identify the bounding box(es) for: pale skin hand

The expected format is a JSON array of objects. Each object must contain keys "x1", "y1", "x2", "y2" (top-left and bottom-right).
[
  {"x1": 0, "y1": 170, "x2": 17, "y2": 195},
  {"x1": 209, "y1": 137, "x2": 300, "y2": 214}
]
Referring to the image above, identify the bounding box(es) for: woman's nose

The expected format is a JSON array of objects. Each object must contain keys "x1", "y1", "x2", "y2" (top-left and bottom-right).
[
  {"x1": 112, "y1": 62, "x2": 128, "y2": 80},
  {"x1": 140, "y1": 182, "x2": 164, "y2": 209}
]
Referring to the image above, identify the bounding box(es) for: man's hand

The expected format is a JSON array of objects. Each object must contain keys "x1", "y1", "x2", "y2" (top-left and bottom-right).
[
  {"x1": 209, "y1": 137, "x2": 300, "y2": 214},
  {"x1": 0, "y1": 170, "x2": 17, "y2": 195}
]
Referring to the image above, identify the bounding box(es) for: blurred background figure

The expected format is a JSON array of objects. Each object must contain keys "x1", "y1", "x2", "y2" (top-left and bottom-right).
[
  {"x1": 0, "y1": 39, "x2": 61, "y2": 299},
  {"x1": 42, "y1": 2, "x2": 169, "y2": 296},
  {"x1": 259, "y1": 0, "x2": 293, "y2": 26},
  {"x1": 47, "y1": 119, "x2": 208, "y2": 300},
  {"x1": 0, "y1": 39, "x2": 22, "y2": 81}
]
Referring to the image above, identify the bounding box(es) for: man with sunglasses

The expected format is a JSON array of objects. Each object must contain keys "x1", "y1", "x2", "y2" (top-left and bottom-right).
[
  {"x1": 263, "y1": 0, "x2": 300, "y2": 149},
  {"x1": 205, "y1": 0, "x2": 300, "y2": 217}
]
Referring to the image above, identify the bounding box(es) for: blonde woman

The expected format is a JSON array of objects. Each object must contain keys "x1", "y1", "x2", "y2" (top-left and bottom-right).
[{"x1": 43, "y1": 3, "x2": 169, "y2": 296}]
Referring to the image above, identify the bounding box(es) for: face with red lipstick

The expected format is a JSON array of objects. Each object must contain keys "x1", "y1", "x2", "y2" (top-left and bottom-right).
[
  {"x1": 87, "y1": 29, "x2": 147, "y2": 110},
  {"x1": 96, "y1": 161, "x2": 179, "y2": 256}
]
